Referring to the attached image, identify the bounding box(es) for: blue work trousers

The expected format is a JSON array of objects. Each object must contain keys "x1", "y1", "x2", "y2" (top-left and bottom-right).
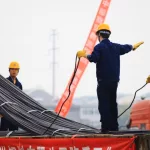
[{"x1": 97, "y1": 80, "x2": 119, "y2": 132}]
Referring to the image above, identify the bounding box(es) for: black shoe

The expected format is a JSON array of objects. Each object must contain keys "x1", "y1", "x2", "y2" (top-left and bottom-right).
[{"x1": 101, "y1": 129, "x2": 109, "y2": 134}]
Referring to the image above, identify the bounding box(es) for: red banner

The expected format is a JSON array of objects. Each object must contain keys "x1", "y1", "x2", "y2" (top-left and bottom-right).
[
  {"x1": 73, "y1": 138, "x2": 136, "y2": 150},
  {"x1": 55, "y1": 0, "x2": 112, "y2": 117},
  {"x1": 0, "y1": 137, "x2": 136, "y2": 150}
]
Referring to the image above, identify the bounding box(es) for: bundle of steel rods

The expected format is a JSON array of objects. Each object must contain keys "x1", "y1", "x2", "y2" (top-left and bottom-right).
[{"x1": 0, "y1": 75, "x2": 99, "y2": 136}]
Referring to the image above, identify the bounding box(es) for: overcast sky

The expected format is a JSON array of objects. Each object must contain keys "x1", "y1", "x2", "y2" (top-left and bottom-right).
[{"x1": 0, "y1": 0, "x2": 150, "y2": 98}]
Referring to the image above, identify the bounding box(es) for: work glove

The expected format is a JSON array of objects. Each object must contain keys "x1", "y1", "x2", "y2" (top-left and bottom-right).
[
  {"x1": 146, "y1": 75, "x2": 150, "y2": 83},
  {"x1": 132, "y1": 41, "x2": 144, "y2": 51},
  {"x1": 77, "y1": 50, "x2": 86, "y2": 58}
]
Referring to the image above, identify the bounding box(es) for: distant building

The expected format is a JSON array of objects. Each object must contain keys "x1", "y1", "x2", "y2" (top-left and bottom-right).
[{"x1": 79, "y1": 105, "x2": 100, "y2": 128}]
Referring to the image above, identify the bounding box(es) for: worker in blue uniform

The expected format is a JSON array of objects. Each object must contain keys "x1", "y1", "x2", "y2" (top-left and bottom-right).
[
  {"x1": 0, "y1": 61, "x2": 22, "y2": 131},
  {"x1": 6, "y1": 61, "x2": 22, "y2": 90},
  {"x1": 77, "y1": 23, "x2": 144, "y2": 133}
]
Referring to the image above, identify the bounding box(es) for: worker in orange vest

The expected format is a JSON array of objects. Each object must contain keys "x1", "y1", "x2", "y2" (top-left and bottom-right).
[{"x1": 0, "y1": 61, "x2": 22, "y2": 131}]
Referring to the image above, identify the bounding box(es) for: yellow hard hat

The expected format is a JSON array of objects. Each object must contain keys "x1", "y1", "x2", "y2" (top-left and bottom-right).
[
  {"x1": 96, "y1": 23, "x2": 111, "y2": 35},
  {"x1": 9, "y1": 61, "x2": 20, "y2": 69}
]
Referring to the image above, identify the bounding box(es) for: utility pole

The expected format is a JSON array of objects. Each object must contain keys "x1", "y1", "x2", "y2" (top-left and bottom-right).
[
  {"x1": 52, "y1": 29, "x2": 56, "y2": 98},
  {"x1": 48, "y1": 29, "x2": 58, "y2": 99},
  {"x1": 51, "y1": 29, "x2": 58, "y2": 99}
]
